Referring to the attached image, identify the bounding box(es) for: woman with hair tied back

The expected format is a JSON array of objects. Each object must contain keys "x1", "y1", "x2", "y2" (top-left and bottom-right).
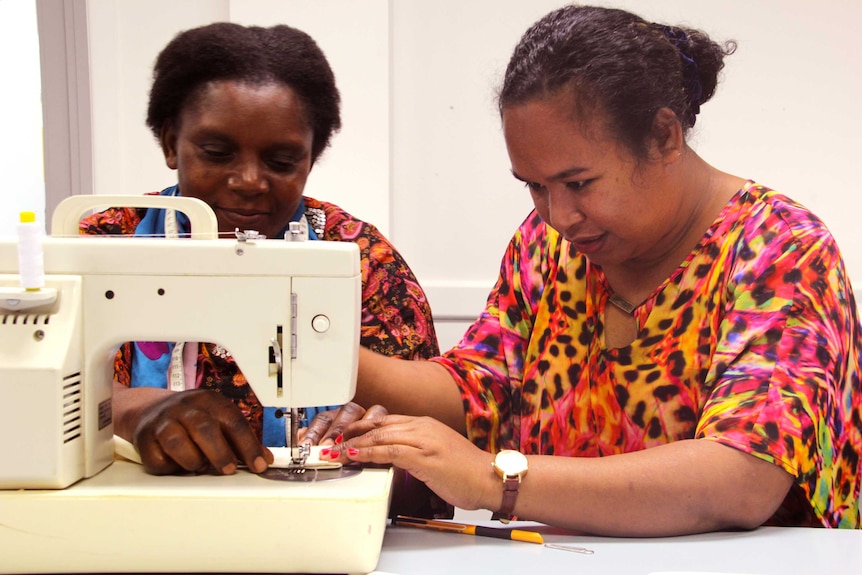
[
  {"x1": 314, "y1": 5, "x2": 862, "y2": 535},
  {"x1": 79, "y1": 21, "x2": 448, "y2": 517}
]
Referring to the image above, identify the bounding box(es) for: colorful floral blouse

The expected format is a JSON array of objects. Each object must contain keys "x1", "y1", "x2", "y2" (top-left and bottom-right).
[
  {"x1": 79, "y1": 195, "x2": 440, "y2": 438},
  {"x1": 432, "y1": 182, "x2": 861, "y2": 528}
]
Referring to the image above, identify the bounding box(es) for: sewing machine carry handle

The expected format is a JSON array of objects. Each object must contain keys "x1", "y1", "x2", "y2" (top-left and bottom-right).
[{"x1": 50, "y1": 195, "x2": 219, "y2": 239}]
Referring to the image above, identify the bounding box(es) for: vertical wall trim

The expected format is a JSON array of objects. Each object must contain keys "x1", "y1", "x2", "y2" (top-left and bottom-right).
[
  {"x1": 36, "y1": 0, "x2": 93, "y2": 230},
  {"x1": 386, "y1": 0, "x2": 396, "y2": 238}
]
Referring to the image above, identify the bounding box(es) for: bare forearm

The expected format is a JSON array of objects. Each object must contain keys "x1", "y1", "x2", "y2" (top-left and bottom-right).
[
  {"x1": 354, "y1": 347, "x2": 466, "y2": 433},
  {"x1": 112, "y1": 381, "x2": 172, "y2": 441},
  {"x1": 480, "y1": 440, "x2": 793, "y2": 536}
]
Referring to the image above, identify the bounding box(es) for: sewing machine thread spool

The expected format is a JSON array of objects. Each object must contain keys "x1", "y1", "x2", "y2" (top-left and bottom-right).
[{"x1": 16, "y1": 211, "x2": 44, "y2": 291}]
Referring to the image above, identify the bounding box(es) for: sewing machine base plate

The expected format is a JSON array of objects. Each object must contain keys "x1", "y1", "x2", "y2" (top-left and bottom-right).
[
  {"x1": 0, "y1": 460, "x2": 393, "y2": 574},
  {"x1": 260, "y1": 463, "x2": 362, "y2": 481}
]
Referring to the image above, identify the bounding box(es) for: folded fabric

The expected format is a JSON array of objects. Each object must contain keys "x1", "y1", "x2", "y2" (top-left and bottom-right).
[{"x1": 112, "y1": 435, "x2": 341, "y2": 469}]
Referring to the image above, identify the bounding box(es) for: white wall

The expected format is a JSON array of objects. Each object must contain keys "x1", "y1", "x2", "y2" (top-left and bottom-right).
[
  {"x1": 388, "y1": 0, "x2": 862, "y2": 349},
  {"x1": 7, "y1": 1, "x2": 862, "y2": 350},
  {"x1": 85, "y1": 0, "x2": 392, "y2": 237},
  {"x1": 0, "y1": 0, "x2": 45, "y2": 235}
]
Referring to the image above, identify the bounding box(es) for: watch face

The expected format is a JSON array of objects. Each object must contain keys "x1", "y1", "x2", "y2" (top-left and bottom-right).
[{"x1": 495, "y1": 450, "x2": 528, "y2": 475}]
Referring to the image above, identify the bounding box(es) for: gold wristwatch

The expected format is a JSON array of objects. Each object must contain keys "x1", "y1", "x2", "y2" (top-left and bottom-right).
[{"x1": 491, "y1": 449, "x2": 528, "y2": 523}]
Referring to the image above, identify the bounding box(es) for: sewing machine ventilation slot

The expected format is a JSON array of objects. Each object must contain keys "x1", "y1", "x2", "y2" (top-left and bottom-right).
[
  {"x1": 1, "y1": 312, "x2": 52, "y2": 325},
  {"x1": 61, "y1": 373, "x2": 82, "y2": 444}
]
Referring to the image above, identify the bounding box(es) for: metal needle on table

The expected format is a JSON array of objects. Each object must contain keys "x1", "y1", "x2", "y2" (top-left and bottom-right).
[{"x1": 543, "y1": 542, "x2": 595, "y2": 554}]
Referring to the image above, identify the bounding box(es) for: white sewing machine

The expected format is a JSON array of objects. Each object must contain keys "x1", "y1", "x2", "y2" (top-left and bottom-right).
[{"x1": 0, "y1": 196, "x2": 393, "y2": 574}]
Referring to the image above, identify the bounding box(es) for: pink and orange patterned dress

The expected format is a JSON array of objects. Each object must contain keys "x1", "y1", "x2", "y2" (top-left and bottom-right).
[{"x1": 432, "y1": 182, "x2": 861, "y2": 528}]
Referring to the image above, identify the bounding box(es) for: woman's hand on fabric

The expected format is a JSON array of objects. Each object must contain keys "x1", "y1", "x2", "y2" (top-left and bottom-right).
[
  {"x1": 336, "y1": 414, "x2": 495, "y2": 511},
  {"x1": 299, "y1": 402, "x2": 389, "y2": 447},
  {"x1": 132, "y1": 389, "x2": 273, "y2": 476}
]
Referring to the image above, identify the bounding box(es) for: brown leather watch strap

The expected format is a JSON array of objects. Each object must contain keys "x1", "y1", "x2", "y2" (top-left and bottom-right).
[{"x1": 499, "y1": 475, "x2": 521, "y2": 520}]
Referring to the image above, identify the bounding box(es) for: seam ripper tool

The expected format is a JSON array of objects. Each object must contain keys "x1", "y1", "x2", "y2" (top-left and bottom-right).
[{"x1": 394, "y1": 515, "x2": 544, "y2": 545}]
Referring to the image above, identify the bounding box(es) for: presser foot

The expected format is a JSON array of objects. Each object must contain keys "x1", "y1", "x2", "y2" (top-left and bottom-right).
[{"x1": 290, "y1": 443, "x2": 311, "y2": 469}]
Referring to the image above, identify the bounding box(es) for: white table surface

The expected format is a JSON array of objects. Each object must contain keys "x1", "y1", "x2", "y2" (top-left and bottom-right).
[{"x1": 373, "y1": 522, "x2": 862, "y2": 575}]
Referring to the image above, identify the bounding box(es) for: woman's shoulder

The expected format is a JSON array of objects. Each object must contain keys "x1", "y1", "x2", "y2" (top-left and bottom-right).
[
  {"x1": 734, "y1": 182, "x2": 835, "y2": 243},
  {"x1": 78, "y1": 207, "x2": 146, "y2": 235},
  {"x1": 711, "y1": 182, "x2": 846, "y2": 283},
  {"x1": 507, "y1": 209, "x2": 562, "y2": 263},
  {"x1": 304, "y1": 196, "x2": 383, "y2": 242},
  {"x1": 516, "y1": 209, "x2": 552, "y2": 242},
  {"x1": 77, "y1": 190, "x2": 163, "y2": 236}
]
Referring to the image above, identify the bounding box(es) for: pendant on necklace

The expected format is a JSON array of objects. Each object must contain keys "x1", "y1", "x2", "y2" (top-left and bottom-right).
[{"x1": 608, "y1": 293, "x2": 637, "y2": 315}]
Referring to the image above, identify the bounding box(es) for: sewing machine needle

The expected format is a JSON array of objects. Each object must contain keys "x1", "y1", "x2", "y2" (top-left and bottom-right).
[{"x1": 543, "y1": 542, "x2": 594, "y2": 554}]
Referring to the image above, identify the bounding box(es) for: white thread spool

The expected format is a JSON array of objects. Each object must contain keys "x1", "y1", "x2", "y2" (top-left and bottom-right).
[{"x1": 16, "y1": 211, "x2": 45, "y2": 290}]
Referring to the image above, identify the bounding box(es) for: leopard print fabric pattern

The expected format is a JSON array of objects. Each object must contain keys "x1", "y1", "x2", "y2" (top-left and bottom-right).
[{"x1": 433, "y1": 182, "x2": 861, "y2": 528}]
